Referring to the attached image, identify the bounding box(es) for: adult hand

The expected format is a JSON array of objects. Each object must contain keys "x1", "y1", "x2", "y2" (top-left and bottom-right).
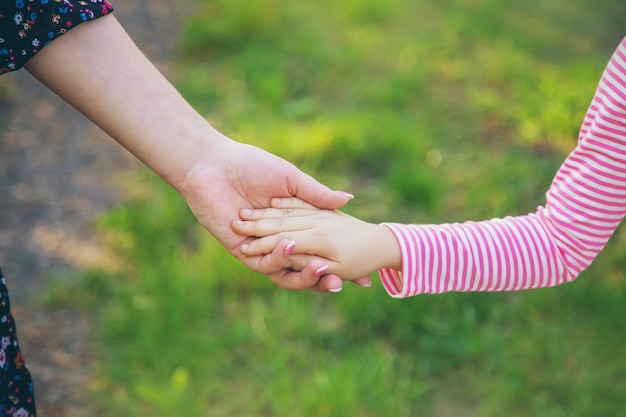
[{"x1": 177, "y1": 139, "x2": 354, "y2": 288}]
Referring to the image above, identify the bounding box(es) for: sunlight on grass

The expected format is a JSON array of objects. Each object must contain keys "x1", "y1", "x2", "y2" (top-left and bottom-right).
[{"x1": 68, "y1": 0, "x2": 626, "y2": 415}]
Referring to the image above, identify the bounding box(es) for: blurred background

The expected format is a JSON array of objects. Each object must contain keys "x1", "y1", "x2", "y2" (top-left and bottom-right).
[{"x1": 2, "y1": 0, "x2": 626, "y2": 416}]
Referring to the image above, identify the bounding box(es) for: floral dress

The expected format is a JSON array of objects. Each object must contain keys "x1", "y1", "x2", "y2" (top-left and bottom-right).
[
  {"x1": 0, "y1": 270, "x2": 35, "y2": 417},
  {"x1": 0, "y1": 1, "x2": 114, "y2": 415},
  {"x1": 1, "y1": 0, "x2": 114, "y2": 73}
]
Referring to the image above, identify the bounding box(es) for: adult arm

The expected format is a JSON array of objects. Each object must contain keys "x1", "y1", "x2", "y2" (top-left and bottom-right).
[{"x1": 22, "y1": 13, "x2": 353, "y2": 285}]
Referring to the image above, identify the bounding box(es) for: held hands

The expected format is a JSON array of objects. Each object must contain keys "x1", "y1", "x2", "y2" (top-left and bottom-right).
[
  {"x1": 22, "y1": 15, "x2": 354, "y2": 290},
  {"x1": 176, "y1": 140, "x2": 355, "y2": 288},
  {"x1": 21, "y1": 14, "x2": 375, "y2": 292},
  {"x1": 232, "y1": 197, "x2": 402, "y2": 292}
]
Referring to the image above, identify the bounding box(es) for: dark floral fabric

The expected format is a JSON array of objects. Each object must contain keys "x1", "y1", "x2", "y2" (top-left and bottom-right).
[
  {"x1": 1, "y1": 3, "x2": 116, "y2": 415},
  {"x1": 1, "y1": 270, "x2": 36, "y2": 417},
  {"x1": 0, "y1": 0, "x2": 115, "y2": 74}
]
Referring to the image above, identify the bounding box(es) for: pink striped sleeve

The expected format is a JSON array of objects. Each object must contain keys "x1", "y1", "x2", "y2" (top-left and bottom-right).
[{"x1": 379, "y1": 37, "x2": 626, "y2": 298}]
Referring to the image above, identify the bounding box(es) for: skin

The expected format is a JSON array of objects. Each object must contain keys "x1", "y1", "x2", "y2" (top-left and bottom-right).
[
  {"x1": 232, "y1": 198, "x2": 402, "y2": 287},
  {"x1": 23, "y1": 14, "x2": 354, "y2": 290}
]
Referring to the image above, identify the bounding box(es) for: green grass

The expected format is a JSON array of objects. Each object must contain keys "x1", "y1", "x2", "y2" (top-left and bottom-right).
[{"x1": 54, "y1": 0, "x2": 626, "y2": 415}]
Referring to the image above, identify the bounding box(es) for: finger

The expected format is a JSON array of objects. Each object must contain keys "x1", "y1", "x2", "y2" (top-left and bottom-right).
[
  {"x1": 290, "y1": 254, "x2": 372, "y2": 289},
  {"x1": 311, "y1": 274, "x2": 344, "y2": 293},
  {"x1": 281, "y1": 255, "x2": 344, "y2": 293},
  {"x1": 284, "y1": 166, "x2": 354, "y2": 210},
  {"x1": 238, "y1": 216, "x2": 327, "y2": 254},
  {"x1": 240, "y1": 234, "x2": 283, "y2": 256},
  {"x1": 351, "y1": 276, "x2": 373, "y2": 288},
  {"x1": 266, "y1": 256, "x2": 349, "y2": 293},
  {"x1": 259, "y1": 239, "x2": 296, "y2": 272},
  {"x1": 267, "y1": 269, "x2": 319, "y2": 290},
  {"x1": 238, "y1": 239, "x2": 295, "y2": 275},
  {"x1": 238, "y1": 207, "x2": 318, "y2": 221},
  {"x1": 233, "y1": 215, "x2": 314, "y2": 239},
  {"x1": 266, "y1": 258, "x2": 329, "y2": 290},
  {"x1": 270, "y1": 197, "x2": 319, "y2": 210}
]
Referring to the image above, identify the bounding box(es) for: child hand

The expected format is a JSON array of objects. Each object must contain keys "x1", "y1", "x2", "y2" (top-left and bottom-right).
[{"x1": 232, "y1": 197, "x2": 401, "y2": 285}]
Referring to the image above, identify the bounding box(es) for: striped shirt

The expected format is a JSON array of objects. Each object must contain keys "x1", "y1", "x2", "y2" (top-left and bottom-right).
[{"x1": 379, "y1": 37, "x2": 626, "y2": 298}]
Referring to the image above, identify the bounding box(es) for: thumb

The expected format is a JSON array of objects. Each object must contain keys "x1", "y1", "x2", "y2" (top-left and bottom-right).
[{"x1": 288, "y1": 167, "x2": 354, "y2": 210}]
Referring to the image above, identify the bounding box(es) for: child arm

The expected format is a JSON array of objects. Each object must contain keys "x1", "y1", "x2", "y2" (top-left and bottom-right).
[
  {"x1": 380, "y1": 37, "x2": 626, "y2": 297},
  {"x1": 235, "y1": 38, "x2": 626, "y2": 298}
]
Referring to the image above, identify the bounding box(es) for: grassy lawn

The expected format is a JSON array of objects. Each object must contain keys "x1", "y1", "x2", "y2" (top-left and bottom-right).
[{"x1": 48, "y1": 0, "x2": 626, "y2": 415}]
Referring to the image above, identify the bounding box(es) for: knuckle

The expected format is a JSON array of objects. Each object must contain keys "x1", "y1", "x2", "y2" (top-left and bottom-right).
[
  {"x1": 276, "y1": 216, "x2": 288, "y2": 229},
  {"x1": 319, "y1": 211, "x2": 334, "y2": 221}
]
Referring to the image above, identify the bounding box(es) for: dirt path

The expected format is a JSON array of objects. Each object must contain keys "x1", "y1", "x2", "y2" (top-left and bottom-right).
[{"x1": 0, "y1": 2, "x2": 195, "y2": 415}]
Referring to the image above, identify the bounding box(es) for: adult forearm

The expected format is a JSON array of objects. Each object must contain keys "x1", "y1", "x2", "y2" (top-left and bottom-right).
[
  {"x1": 24, "y1": 14, "x2": 225, "y2": 187},
  {"x1": 21, "y1": 12, "x2": 360, "y2": 287}
]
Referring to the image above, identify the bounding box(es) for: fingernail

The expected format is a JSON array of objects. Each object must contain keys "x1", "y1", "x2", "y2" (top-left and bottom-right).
[
  {"x1": 241, "y1": 244, "x2": 249, "y2": 250},
  {"x1": 360, "y1": 281, "x2": 372, "y2": 288},
  {"x1": 329, "y1": 287, "x2": 343, "y2": 293},
  {"x1": 242, "y1": 209, "x2": 254, "y2": 216},
  {"x1": 273, "y1": 198, "x2": 283, "y2": 205},
  {"x1": 235, "y1": 220, "x2": 245, "y2": 225},
  {"x1": 285, "y1": 240, "x2": 296, "y2": 255},
  {"x1": 314, "y1": 264, "x2": 329, "y2": 277},
  {"x1": 337, "y1": 191, "x2": 354, "y2": 200}
]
